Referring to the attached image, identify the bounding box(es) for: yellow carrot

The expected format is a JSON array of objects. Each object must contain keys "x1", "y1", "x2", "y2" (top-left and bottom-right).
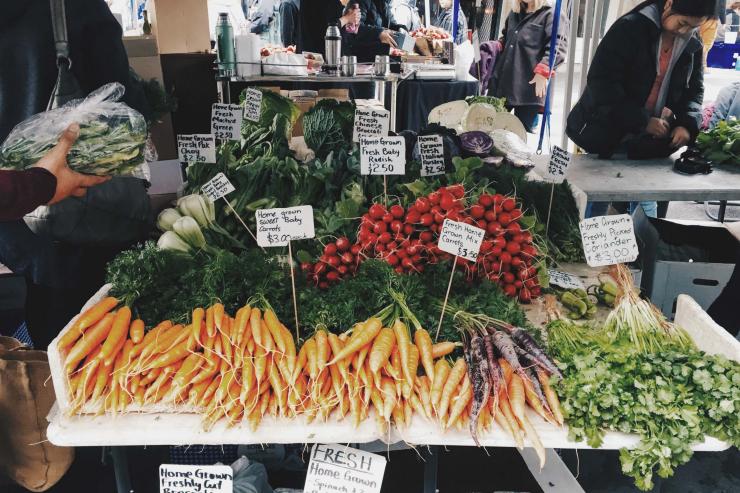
[
  {"x1": 368, "y1": 327, "x2": 396, "y2": 374},
  {"x1": 414, "y1": 328, "x2": 435, "y2": 383},
  {"x1": 432, "y1": 341, "x2": 461, "y2": 359},
  {"x1": 392, "y1": 320, "x2": 413, "y2": 390},
  {"x1": 430, "y1": 358, "x2": 451, "y2": 408},
  {"x1": 445, "y1": 374, "x2": 472, "y2": 429},
  {"x1": 436, "y1": 357, "x2": 466, "y2": 419},
  {"x1": 327, "y1": 318, "x2": 382, "y2": 365},
  {"x1": 58, "y1": 296, "x2": 119, "y2": 349}
]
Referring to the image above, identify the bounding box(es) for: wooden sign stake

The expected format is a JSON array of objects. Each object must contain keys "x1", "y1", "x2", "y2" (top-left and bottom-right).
[
  {"x1": 222, "y1": 199, "x2": 264, "y2": 252},
  {"x1": 545, "y1": 183, "x2": 555, "y2": 237},
  {"x1": 383, "y1": 176, "x2": 388, "y2": 207},
  {"x1": 287, "y1": 240, "x2": 300, "y2": 339},
  {"x1": 435, "y1": 257, "x2": 458, "y2": 341}
]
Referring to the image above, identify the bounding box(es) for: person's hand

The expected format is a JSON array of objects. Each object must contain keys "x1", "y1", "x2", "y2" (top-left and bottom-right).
[
  {"x1": 529, "y1": 73, "x2": 548, "y2": 98},
  {"x1": 379, "y1": 30, "x2": 398, "y2": 47},
  {"x1": 32, "y1": 123, "x2": 109, "y2": 204},
  {"x1": 340, "y1": 5, "x2": 360, "y2": 27},
  {"x1": 670, "y1": 126, "x2": 691, "y2": 148},
  {"x1": 645, "y1": 117, "x2": 670, "y2": 138}
]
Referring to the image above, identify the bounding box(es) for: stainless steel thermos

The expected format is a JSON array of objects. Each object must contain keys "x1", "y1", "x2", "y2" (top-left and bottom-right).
[{"x1": 324, "y1": 22, "x2": 342, "y2": 73}]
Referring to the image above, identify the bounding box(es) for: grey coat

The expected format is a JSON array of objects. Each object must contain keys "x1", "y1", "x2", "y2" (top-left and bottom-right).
[{"x1": 489, "y1": 6, "x2": 568, "y2": 107}]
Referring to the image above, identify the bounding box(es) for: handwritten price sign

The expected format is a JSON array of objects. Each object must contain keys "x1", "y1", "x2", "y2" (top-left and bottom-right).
[
  {"x1": 438, "y1": 219, "x2": 485, "y2": 262},
  {"x1": 359, "y1": 136, "x2": 406, "y2": 175},
  {"x1": 579, "y1": 214, "x2": 639, "y2": 267},
  {"x1": 545, "y1": 145, "x2": 572, "y2": 184},
  {"x1": 200, "y1": 173, "x2": 235, "y2": 201},
  {"x1": 211, "y1": 103, "x2": 243, "y2": 141},
  {"x1": 177, "y1": 134, "x2": 216, "y2": 164},
  {"x1": 418, "y1": 135, "x2": 446, "y2": 177},
  {"x1": 353, "y1": 107, "x2": 390, "y2": 143},
  {"x1": 243, "y1": 87, "x2": 262, "y2": 122},
  {"x1": 304, "y1": 444, "x2": 386, "y2": 493},
  {"x1": 256, "y1": 206, "x2": 315, "y2": 247}
]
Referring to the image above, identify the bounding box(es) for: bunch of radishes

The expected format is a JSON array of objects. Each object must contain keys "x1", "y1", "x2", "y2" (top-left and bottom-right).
[
  {"x1": 302, "y1": 236, "x2": 362, "y2": 289},
  {"x1": 306, "y1": 184, "x2": 542, "y2": 302}
]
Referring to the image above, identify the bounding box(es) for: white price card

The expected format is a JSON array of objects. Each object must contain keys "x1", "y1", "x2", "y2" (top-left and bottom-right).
[
  {"x1": 211, "y1": 103, "x2": 243, "y2": 141},
  {"x1": 353, "y1": 107, "x2": 390, "y2": 142},
  {"x1": 438, "y1": 219, "x2": 485, "y2": 262},
  {"x1": 304, "y1": 444, "x2": 386, "y2": 493},
  {"x1": 177, "y1": 134, "x2": 216, "y2": 164},
  {"x1": 256, "y1": 205, "x2": 315, "y2": 247},
  {"x1": 547, "y1": 269, "x2": 586, "y2": 290},
  {"x1": 545, "y1": 145, "x2": 572, "y2": 184},
  {"x1": 159, "y1": 464, "x2": 233, "y2": 493},
  {"x1": 243, "y1": 87, "x2": 262, "y2": 122},
  {"x1": 418, "y1": 135, "x2": 446, "y2": 176},
  {"x1": 360, "y1": 136, "x2": 406, "y2": 175},
  {"x1": 200, "y1": 172, "x2": 235, "y2": 201},
  {"x1": 579, "y1": 214, "x2": 639, "y2": 267}
]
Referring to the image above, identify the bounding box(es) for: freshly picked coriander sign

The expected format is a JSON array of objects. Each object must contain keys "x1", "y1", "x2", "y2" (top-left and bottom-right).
[
  {"x1": 304, "y1": 444, "x2": 386, "y2": 493},
  {"x1": 159, "y1": 464, "x2": 233, "y2": 493},
  {"x1": 579, "y1": 214, "x2": 639, "y2": 267}
]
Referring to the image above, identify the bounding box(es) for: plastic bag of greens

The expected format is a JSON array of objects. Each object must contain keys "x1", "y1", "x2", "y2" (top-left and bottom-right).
[{"x1": 0, "y1": 83, "x2": 147, "y2": 176}]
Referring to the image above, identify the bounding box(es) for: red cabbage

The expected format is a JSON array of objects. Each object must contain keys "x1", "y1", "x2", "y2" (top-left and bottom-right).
[{"x1": 460, "y1": 131, "x2": 494, "y2": 157}]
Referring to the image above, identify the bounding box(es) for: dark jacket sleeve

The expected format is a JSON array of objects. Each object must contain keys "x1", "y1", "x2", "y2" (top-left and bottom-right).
[
  {"x1": 674, "y1": 45, "x2": 704, "y2": 139},
  {"x1": 539, "y1": 7, "x2": 569, "y2": 71},
  {"x1": 585, "y1": 17, "x2": 650, "y2": 134},
  {"x1": 71, "y1": 0, "x2": 148, "y2": 117},
  {"x1": 0, "y1": 168, "x2": 56, "y2": 221}
]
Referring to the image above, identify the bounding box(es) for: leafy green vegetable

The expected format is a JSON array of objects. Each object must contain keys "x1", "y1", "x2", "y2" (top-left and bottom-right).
[
  {"x1": 303, "y1": 99, "x2": 356, "y2": 159},
  {"x1": 697, "y1": 118, "x2": 740, "y2": 164},
  {"x1": 238, "y1": 88, "x2": 300, "y2": 160},
  {"x1": 548, "y1": 319, "x2": 740, "y2": 491},
  {"x1": 465, "y1": 95, "x2": 507, "y2": 112}
]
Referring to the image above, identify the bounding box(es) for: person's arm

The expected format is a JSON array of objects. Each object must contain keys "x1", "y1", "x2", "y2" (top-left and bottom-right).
[
  {"x1": 0, "y1": 124, "x2": 107, "y2": 222},
  {"x1": 672, "y1": 47, "x2": 705, "y2": 141},
  {"x1": 583, "y1": 18, "x2": 651, "y2": 134},
  {"x1": 0, "y1": 169, "x2": 56, "y2": 221}
]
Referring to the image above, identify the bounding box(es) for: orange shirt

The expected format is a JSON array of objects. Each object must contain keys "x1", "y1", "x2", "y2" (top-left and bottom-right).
[{"x1": 645, "y1": 43, "x2": 674, "y2": 115}]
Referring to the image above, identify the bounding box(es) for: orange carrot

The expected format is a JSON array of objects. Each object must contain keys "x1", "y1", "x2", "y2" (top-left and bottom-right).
[
  {"x1": 304, "y1": 337, "x2": 318, "y2": 380},
  {"x1": 129, "y1": 319, "x2": 145, "y2": 344},
  {"x1": 392, "y1": 320, "x2": 413, "y2": 390},
  {"x1": 432, "y1": 341, "x2": 461, "y2": 359},
  {"x1": 148, "y1": 337, "x2": 194, "y2": 369},
  {"x1": 213, "y1": 303, "x2": 225, "y2": 331},
  {"x1": 509, "y1": 373, "x2": 545, "y2": 467},
  {"x1": 234, "y1": 305, "x2": 252, "y2": 348},
  {"x1": 64, "y1": 313, "x2": 115, "y2": 372},
  {"x1": 445, "y1": 374, "x2": 472, "y2": 429},
  {"x1": 98, "y1": 307, "x2": 131, "y2": 365},
  {"x1": 404, "y1": 345, "x2": 419, "y2": 399},
  {"x1": 205, "y1": 305, "x2": 216, "y2": 338},
  {"x1": 430, "y1": 358, "x2": 450, "y2": 408},
  {"x1": 414, "y1": 328, "x2": 435, "y2": 383},
  {"x1": 191, "y1": 307, "x2": 205, "y2": 343},
  {"x1": 58, "y1": 296, "x2": 118, "y2": 349},
  {"x1": 327, "y1": 318, "x2": 382, "y2": 365},
  {"x1": 537, "y1": 369, "x2": 564, "y2": 425},
  {"x1": 263, "y1": 309, "x2": 287, "y2": 353},
  {"x1": 368, "y1": 327, "x2": 396, "y2": 374}
]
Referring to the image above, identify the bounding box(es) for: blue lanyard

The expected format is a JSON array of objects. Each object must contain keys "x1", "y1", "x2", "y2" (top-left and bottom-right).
[{"x1": 536, "y1": 0, "x2": 565, "y2": 154}]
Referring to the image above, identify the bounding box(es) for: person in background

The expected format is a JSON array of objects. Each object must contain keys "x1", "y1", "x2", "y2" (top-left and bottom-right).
[
  {"x1": 698, "y1": 0, "x2": 726, "y2": 66},
  {"x1": 0, "y1": 0, "x2": 148, "y2": 349},
  {"x1": 708, "y1": 81, "x2": 740, "y2": 128},
  {"x1": 727, "y1": 1, "x2": 740, "y2": 32},
  {"x1": 359, "y1": 0, "x2": 406, "y2": 30},
  {"x1": 567, "y1": 0, "x2": 715, "y2": 219},
  {"x1": 280, "y1": 0, "x2": 301, "y2": 47},
  {"x1": 432, "y1": 0, "x2": 468, "y2": 44},
  {"x1": 247, "y1": 0, "x2": 280, "y2": 35},
  {"x1": 490, "y1": 0, "x2": 568, "y2": 133},
  {"x1": 1, "y1": 125, "x2": 108, "y2": 222}
]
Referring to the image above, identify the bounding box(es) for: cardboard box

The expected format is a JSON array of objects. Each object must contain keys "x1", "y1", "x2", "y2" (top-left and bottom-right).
[
  {"x1": 149, "y1": 0, "x2": 211, "y2": 54},
  {"x1": 318, "y1": 89, "x2": 349, "y2": 101},
  {"x1": 292, "y1": 96, "x2": 317, "y2": 137},
  {"x1": 634, "y1": 208, "x2": 738, "y2": 318}
]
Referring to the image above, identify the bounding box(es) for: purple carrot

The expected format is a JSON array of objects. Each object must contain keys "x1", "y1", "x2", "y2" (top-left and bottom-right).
[
  {"x1": 483, "y1": 334, "x2": 501, "y2": 418},
  {"x1": 468, "y1": 336, "x2": 491, "y2": 446},
  {"x1": 490, "y1": 330, "x2": 529, "y2": 381},
  {"x1": 508, "y1": 327, "x2": 562, "y2": 379}
]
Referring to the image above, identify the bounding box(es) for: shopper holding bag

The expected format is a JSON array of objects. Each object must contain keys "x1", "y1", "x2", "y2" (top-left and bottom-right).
[{"x1": 489, "y1": 0, "x2": 569, "y2": 133}]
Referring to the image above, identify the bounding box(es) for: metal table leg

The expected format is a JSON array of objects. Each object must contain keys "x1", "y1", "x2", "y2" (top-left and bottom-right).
[
  {"x1": 518, "y1": 448, "x2": 585, "y2": 493},
  {"x1": 422, "y1": 446, "x2": 439, "y2": 493},
  {"x1": 108, "y1": 447, "x2": 133, "y2": 493},
  {"x1": 390, "y1": 80, "x2": 398, "y2": 133}
]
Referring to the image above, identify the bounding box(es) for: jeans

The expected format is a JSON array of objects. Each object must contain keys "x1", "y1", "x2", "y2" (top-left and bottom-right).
[
  {"x1": 585, "y1": 201, "x2": 658, "y2": 218},
  {"x1": 509, "y1": 105, "x2": 541, "y2": 133}
]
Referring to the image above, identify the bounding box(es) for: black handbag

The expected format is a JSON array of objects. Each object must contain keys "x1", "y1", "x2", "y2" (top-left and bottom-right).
[{"x1": 23, "y1": 0, "x2": 152, "y2": 245}]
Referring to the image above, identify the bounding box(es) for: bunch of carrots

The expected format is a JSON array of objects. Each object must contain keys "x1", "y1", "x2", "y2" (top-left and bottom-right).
[{"x1": 58, "y1": 294, "x2": 562, "y2": 466}]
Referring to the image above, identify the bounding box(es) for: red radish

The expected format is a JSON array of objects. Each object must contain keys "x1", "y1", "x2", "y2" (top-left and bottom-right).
[
  {"x1": 338, "y1": 265, "x2": 349, "y2": 275},
  {"x1": 382, "y1": 213, "x2": 394, "y2": 223},
  {"x1": 492, "y1": 236, "x2": 506, "y2": 248},
  {"x1": 470, "y1": 204, "x2": 485, "y2": 219},
  {"x1": 390, "y1": 204, "x2": 405, "y2": 219},
  {"x1": 480, "y1": 241, "x2": 493, "y2": 253},
  {"x1": 351, "y1": 244, "x2": 362, "y2": 256},
  {"x1": 375, "y1": 243, "x2": 386, "y2": 253},
  {"x1": 514, "y1": 280, "x2": 523, "y2": 288},
  {"x1": 510, "y1": 209, "x2": 523, "y2": 221},
  {"x1": 484, "y1": 210, "x2": 497, "y2": 222},
  {"x1": 405, "y1": 210, "x2": 421, "y2": 224},
  {"x1": 396, "y1": 248, "x2": 408, "y2": 259},
  {"x1": 503, "y1": 272, "x2": 515, "y2": 284},
  {"x1": 369, "y1": 204, "x2": 385, "y2": 219},
  {"x1": 518, "y1": 287, "x2": 532, "y2": 303},
  {"x1": 319, "y1": 281, "x2": 329, "y2": 289},
  {"x1": 427, "y1": 192, "x2": 441, "y2": 205},
  {"x1": 511, "y1": 256, "x2": 524, "y2": 268},
  {"x1": 447, "y1": 184, "x2": 465, "y2": 199},
  {"x1": 420, "y1": 231, "x2": 433, "y2": 242},
  {"x1": 506, "y1": 222, "x2": 522, "y2": 235},
  {"x1": 327, "y1": 256, "x2": 340, "y2": 267},
  {"x1": 500, "y1": 252, "x2": 512, "y2": 264},
  {"x1": 498, "y1": 212, "x2": 512, "y2": 226},
  {"x1": 314, "y1": 263, "x2": 327, "y2": 275},
  {"x1": 524, "y1": 278, "x2": 537, "y2": 289},
  {"x1": 440, "y1": 193, "x2": 457, "y2": 211},
  {"x1": 479, "y1": 194, "x2": 493, "y2": 208},
  {"x1": 434, "y1": 212, "x2": 446, "y2": 224},
  {"x1": 341, "y1": 252, "x2": 354, "y2": 264},
  {"x1": 403, "y1": 224, "x2": 414, "y2": 235},
  {"x1": 387, "y1": 241, "x2": 398, "y2": 251},
  {"x1": 491, "y1": 246, "x2": 503, "y2": 257},
  {"x1": 502, "y1": 197, "x2": 516, "y2": 211},
  {"x1": 420, "y1": 213, "x2": 434, "y2": 226},
  {"x1": 531, "y1": 286, "x2": 542, "y2": 297},
  {"x1": 401, "y1": 257, "x2": 414, "y2": 269},
  {"x1": 373, "y1": 222, "x2": 387, "y2": 234},
  {"x1": 301, "y1": 262, "x2": 312, "y2": 271},
  {"x1": 503, "y1": 284, "x2": 517, "y2": 297},
  {"x1": 506, "y1": 242, "x2": 521, "y2": 255},
  {"x1": 336, "y1": 237, "x2": 350, "y2": 251},
  {"x1": 390, "y1": 220, "x2": 403, "y2": 234},
  {"x1": 486, "y1": 222, "x2": 503, "y2": 236},
  {"x1": 326, "y1": 271, "x2": 340, "y2": 282},
  {"x1": 386, "y1": 254, "x2": 399, "y2": 266},
  {"x1": 378, "y1": 232, "x2": 392, "y2": 244},
  {"x1": 415, "y1": 198, "x2": 431, "y2": 213},
  {"x1": 324, "y1": 243, "x2": 337, "y2": 256}
]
